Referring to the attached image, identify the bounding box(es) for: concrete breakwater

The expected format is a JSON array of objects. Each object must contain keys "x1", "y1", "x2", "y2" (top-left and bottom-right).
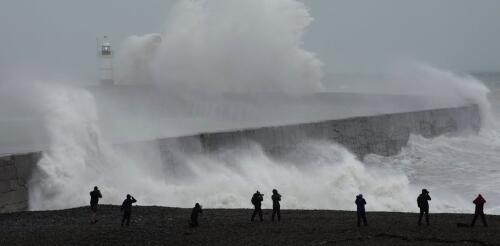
[
  {"x1": 159, "y1": 105, "x2": 480, "y2": 161},
  {"x1": 0, "y1": 153, "x2": 38, "y2": 212},
  {"x1": 0, "y1": 104, "x2": 481, "y2": 213}
]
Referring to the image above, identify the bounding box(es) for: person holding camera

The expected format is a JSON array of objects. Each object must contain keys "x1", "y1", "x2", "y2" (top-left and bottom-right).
[
  {"x1": 417, "y1": 189, "x2": 431, "y2": 226},
  {"x1": 355, "y1": 194, "x2": 368, "y2": 227},
  {"x1": 121, "y1": 194, "x2": 137, "y2": 227},
  {"x1": 251, "y1": 191, "x2": 264, "y2": 222},
  {"x1": 471, "y1": 194, "x2": 488, "y2": 227},
  {"x1": 89, "y1": 186, "x2": 102, "y2": 224},
  {"x1": 190, "y1": 203, "x2": 203, "y2": 227},
  {"x1": 271, "y1": 189, "x2": 281, "y2": 222}
]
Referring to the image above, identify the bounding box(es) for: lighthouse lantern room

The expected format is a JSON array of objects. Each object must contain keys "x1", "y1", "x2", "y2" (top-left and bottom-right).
[{"x1": 99, "y1": 36, "x2": 114, "y2": 85}]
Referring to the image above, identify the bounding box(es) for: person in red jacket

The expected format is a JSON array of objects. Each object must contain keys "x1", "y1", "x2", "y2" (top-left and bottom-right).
[{"x1": 471, "y1": 194, "x2": 488, "y2": 227}]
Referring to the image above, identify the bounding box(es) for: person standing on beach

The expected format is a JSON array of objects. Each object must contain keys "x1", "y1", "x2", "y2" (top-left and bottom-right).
[
  {"x1": 417, "y1": 189, "x2": 431, "y2": 226},
  {"x1": 190, "y1": 203, "x2": 203, "y2": 227},
  {"x1": 89, "y1": 186, "x2": 102, "y2": 224},
  {"x1": 355, "y1": 194, "x2": 368, "y2": 227},
  {"x1": 271, "y1": 189, "x2": 281, "y2": 222},
  {"x1": 121, "y1": 194, "x2": 137, "y2": 227},
  {"x1": 251, "y1": 191, "x2": 264, "y2": 222},
  {"x1": 471, "y1": 194, "x2": 488, "y2": 227}
]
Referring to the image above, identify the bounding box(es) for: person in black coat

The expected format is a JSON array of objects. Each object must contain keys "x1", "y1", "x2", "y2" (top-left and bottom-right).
[
  {"x1": 190, "y1": 203, "x2": 203, "y2": 227},
  {"x1": 121, "y1": 194, "x2": 137, "y2": 227},
  {"x1": 89, "y1": 186, "x2": 102, "y2": 224},
  {"x1": 271, "y1": 189, "x2": 282, "y2": 222},
  {"x1": 251, "y1": 191, "x2": 264, "y2": 222},
  {"x1": 417, "y1": 189, "x2": 431, "y2": 226},
  {"x1": 355, "y1": 194, "x2": 368, "y2": 227}
]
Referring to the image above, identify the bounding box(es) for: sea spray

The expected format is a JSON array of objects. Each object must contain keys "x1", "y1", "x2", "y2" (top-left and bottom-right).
[
  {"x1": 116, "y1": 0, "x2": 323, "y2": 93},
  {"x1": 30, "y1": 0, "x2": 328, "y2": 209},
  {"x1": 365, "y1": 130, "x2": 500, "y2": 214},
  {"x1": 27, "y1": 0, "x2": 496, "y2": 213},
  {"x1": 389, "y1": 64, "x2": 491, "y2": 126},
  {"x1": 29, "y1": 85, "x2": 105, "y2": 209},
  {"x1": 28, "y1": 84, "x2": 172, "y2": 210},
  {"x1": 28, "y1": 74, "x2": 493, "y2": 212},
  {"x1": 30, "y1": 89, "x2": 418, "y2": 211},
  {"x1": 27, "y1": 83, "x2": 417, "y2": 210},
  {"x1": 115, "y1": 34, "x2": 162, "y2": 84},
  {"x1": 162, "y1": 140, "x2": 416, "y2": 210}
]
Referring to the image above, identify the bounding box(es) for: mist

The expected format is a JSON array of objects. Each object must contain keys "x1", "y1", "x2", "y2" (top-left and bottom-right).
[{"x1": 0, "y1": 0, "x2": 496, "y2": 213}]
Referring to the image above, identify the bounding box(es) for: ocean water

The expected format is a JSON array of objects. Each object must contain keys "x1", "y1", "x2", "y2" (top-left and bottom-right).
[
  {"x1": 365, "y1": 74, "x2": 500, "y2": 214},
  {"x1": 19, "y1": 0, "x2": 500, "y2": 214},
  {"x1": 27, "y1": 73, "x2": 500, "y2": 213}
]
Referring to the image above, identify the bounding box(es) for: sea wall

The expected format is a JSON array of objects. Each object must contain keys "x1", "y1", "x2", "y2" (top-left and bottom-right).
[
  {"x1": 0, "y1": 153, "x2": 39, "y2": 213},
  {"x1": 0, "y1": 104, "x2": 481, "y2": 213},
  {"x1": 194, "y1": 105, "x2": 481, "y2": 158}
]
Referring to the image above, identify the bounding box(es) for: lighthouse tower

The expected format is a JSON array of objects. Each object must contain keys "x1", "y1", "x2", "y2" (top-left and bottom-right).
[{"x1": 99, "y1": 36, "x2": 114, "y2": 85}]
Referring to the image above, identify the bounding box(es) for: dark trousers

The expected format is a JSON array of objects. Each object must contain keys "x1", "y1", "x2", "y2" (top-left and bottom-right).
[
  {"x1": 272, "y1": 205, "x2": 281, "y2": 221},
  {"x1": 471, "y1": 211, "x2": 488, "y2": 227},
  {"x1": 418, "y1": 208, "x2": 429, "y2": 225},
  {"x1": 190, "y1": 215, "x2": 199, "y2": 227},
  {"x1": 122, "y1": 211, "x2": 131, "y2": 226},
  {"x1": 357, "y1": 211, "x2": 367, "y2": 226},
  {"x1": 90, "y1": 203, "x2": 98, "y2": 224},
  {"x1": 90, "y1": 203, "x2": 98, "y2": 213},
  {"x1": 251, "y1": 206, "x2": 263, "y2": 221}
]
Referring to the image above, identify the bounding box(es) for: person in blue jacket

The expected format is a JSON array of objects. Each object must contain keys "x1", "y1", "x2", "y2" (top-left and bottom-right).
[{"x1": 355, "y1": 194, "x2": 368, "y2": 227}]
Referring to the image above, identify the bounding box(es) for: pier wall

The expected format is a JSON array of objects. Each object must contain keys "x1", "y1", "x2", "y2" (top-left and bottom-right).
[{"x1": 0, "y1": 105, "x2": 481, "y2": 213}]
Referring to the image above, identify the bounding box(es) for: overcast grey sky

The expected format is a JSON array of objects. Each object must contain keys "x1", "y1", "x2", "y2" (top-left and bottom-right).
[{"x1": 0, "y1": 0, "x2": 499, "y2": 81}]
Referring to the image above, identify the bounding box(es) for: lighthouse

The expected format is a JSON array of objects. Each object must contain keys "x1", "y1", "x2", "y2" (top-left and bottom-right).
[{"x1": 99, "y1": 36, "x2": 114, "y2": 85}]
